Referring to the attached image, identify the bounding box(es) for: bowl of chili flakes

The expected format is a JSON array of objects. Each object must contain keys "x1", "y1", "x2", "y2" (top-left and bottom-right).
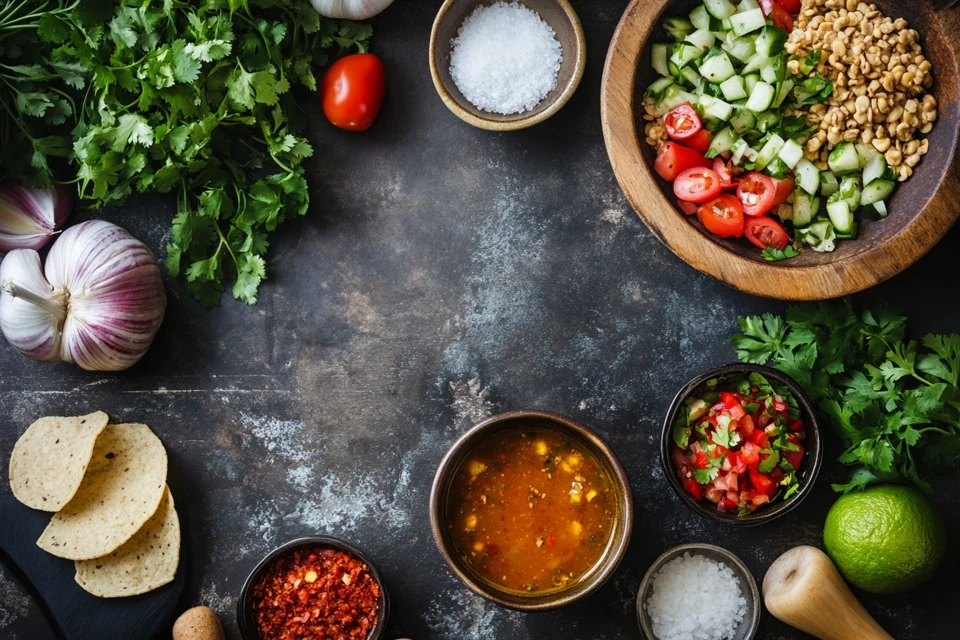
[{"x1": 237, "y1": 536, "x2": 390, "y2": 640}]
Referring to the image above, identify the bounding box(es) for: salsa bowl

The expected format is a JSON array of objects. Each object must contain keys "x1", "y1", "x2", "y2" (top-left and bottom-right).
[
  {"x1": 661, "y1": 364, "x2": 823, "y2": 526},
  {"x1": 430, "y1": 410, "x2": 633, "y2": 610},
  {"x1": 600, "y1": 0, "x2": 960, "y2": 300}
]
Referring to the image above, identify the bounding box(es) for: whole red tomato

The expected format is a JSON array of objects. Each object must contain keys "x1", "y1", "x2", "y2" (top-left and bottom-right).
[{"x1": 321, "y1": 53, "x2": 386, "y2": 132}]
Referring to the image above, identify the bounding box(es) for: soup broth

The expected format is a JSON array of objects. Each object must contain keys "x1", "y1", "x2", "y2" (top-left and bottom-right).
[{"x1": 447, "y1": 427, "x2": 616, "y2": 594}]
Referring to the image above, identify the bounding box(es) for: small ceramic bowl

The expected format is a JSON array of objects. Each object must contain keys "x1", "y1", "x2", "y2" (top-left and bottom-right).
[
  {"x1": 237, "y1": 536, "x2": 390, "y2": 640},
  {"x1": 637, "y1": 543, "x2": 761, "y2": 640},
  {"x1": 430, "y1": 409, "x2": 633, "y2": 610},
  {"x1": 429, "y1": 0, "x2": 587, "y2": 131},
  {"x1": 661, "y1": 364, "x2": 823, "y2": 526}
]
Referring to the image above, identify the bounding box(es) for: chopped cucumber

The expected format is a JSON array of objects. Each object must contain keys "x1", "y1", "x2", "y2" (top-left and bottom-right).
[
  {"x1": 755, "y1": 133, "x2": 785, "y2": 170},
  {"x1": 647, "y1": 77, "x2": 675, "y2": 100},
  {"x1": 795, "y1": 159, "x2": 820, "y2": 195},
  {"x1": 774, "y1": 78, "x2": 795, "y2": 108},
  {"x1": 793, "y1": 189, "x2": 819, "y2": 228},
  {"x1": 864, "y1": 200, "x2": 888, "y2": 220},
  {"x1": 856, "y1": 143, "x2": 880, "y2": 168},
  {"x1": 664, "y1": 17, "x2": 694, "y2": 41},
  {"x1": 707, "y1": 127, "x2": 739, "y2": 158},
  {"x1": 745, "y1": 81, "x2": 775, "y2": 112},
  {"x1": 731, "y1": 137, "x2": 754, "y2": 164},
  {"x1": 680, "y1": 66, "x2": 703, "y2": 89},
  {"x1": 737, "y1": 0, "x2": 760, "y2": 11},
  {"x1": 690, "y1": 5, "x2": 712, "y2": 30},
  {"x1": 755, "y1": 110, "x2": 778, "y2": 132},
  {"x1": 862, "y1": 154, "x2": 887, "y2": 186},
  {"x1": 755, "y1": 26, "x2": 788, "y2": 57},
  {"x1": 760, "y1": 63, "x2": 778, "y2": 84},
  {"x1": 686, "y1": 28, "x2": 717, "y2": 50},
  {"x1": 729, "y1": 107, "x2": 756, "y2": 133},
  {"x1": 657, "y1": 85, "x2": 697, "y2": 112},
  {"x1": 670, "y1": 42, "x2": 706, "y2": 69},
  {"x1": 860, "y1": 179, "x2": 895, "y2": 206},
  {"x1": 741, "y1": 52, "x2": 772, "y2": 74},
  {"x1": 826, "y1": 200, "x2": 855, "y2": 234},
  {"x1": 701, "y1": 81, "x2": 724, "y2": 98},
  {"x1": 699, "y1": 48, "x2": 737, "y2": 83},
  {"x1": 819, "y1": 170, "x2": 838, "y2": 195},
  {"x1": 828, "y1": 142, "x2": 860, "y2": 176},
  {"x1": 730, "y1": 8, "x2": 766, "y2": 36},
  {"x1": 652, "y1": 44, "x2": 671, "y2": 76},
  {"x1": 764, "y1": 158, "x2": 790, "y2": 179},
  {"x1": 777, "y1": 139, "x2": 805, "y2": 169},
  {"x1": 705, "y1": 0, "x2": 738, "y2": 19},
  {"x1": 721, "y1": 36, "x2": 756, "y2": 62},
  {"x1": 743, "y1": 73, "x2": 760, "y2": 94},
  {"x1": 720, "y1": 75, "x2": 748, "y2": 101},
  {"x1": 799, "y1": 220, "x2": 837, "y2": 252}
]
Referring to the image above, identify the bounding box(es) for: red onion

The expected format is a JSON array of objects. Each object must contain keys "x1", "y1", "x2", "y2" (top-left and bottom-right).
[
  {"x1": 0, "y1": 184, "x2": 71, "y2": 254},
  {"x1": 0, "y1": 220, "x2": 166, "y2": 371}
]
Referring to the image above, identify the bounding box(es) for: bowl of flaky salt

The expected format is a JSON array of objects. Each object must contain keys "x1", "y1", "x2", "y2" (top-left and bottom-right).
[{"x1": 429, "y1": 0, "x2": 586, "y2": 131}]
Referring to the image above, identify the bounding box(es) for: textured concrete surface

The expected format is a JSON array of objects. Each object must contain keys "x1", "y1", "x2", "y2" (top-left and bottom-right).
[{"x1": 1, "y1": 1, "x2": 958, "y2": 638}]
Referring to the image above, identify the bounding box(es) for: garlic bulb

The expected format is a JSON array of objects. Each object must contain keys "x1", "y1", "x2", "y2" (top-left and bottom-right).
[
  {"x1": 0, "y1": 184, "x2": 71, "y2": 254},
  {"x1": 309, "y1": 0, "x2": 394, "y2": 20},
  {"x1": 0, "y1": 220, "x2": 166, "y2": 371}
]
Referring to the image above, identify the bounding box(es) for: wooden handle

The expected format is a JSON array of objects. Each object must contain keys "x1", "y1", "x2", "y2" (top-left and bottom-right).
[{"x1": 763, "y1": 546, "x2": 893, "y2": 640}]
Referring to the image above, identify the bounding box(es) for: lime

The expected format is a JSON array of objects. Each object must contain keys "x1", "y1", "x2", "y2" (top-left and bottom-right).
[{"x1": 823, "y1": 484, "x2": 945, "y2": 594}]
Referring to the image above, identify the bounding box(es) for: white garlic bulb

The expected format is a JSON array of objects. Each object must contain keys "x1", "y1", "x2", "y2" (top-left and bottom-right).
[
  {"x1": 309, "y1": 0, "x2": 394, "y2": 20},
  {"x1": 0, "y1": 220, "x2": 166, "y2": 371}
]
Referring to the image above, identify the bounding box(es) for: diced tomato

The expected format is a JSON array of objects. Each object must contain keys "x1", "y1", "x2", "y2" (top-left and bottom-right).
[
  {"x1": 710, "y1": 444, "x2": 727, "y2": 459},
  {"x1": 785, "y1": 444, "x2": 805, "y2": 471},
  {"x1": 739, "y1": 414, "x2": 755, "y2": 438},
  {"x1": 789, "y1": 419, "x2": 804, "y2": 433},
  {"x1": 664, "y1": 103, "x2": 703, "y2": 141},
  {"x1": 729, "y1": 404, "x2": 746, "y2": 420},
  {"x1": 771, "y1": 176, "x2": 795, "y2": 207},
  {"x1": 726, "y1": 490, "x2": 740, "y2": 504},
  {"x1": 745, "y1": 216, "x2": 790, "y2": 250},
  {"x1": 714, "y1": 472, "x2": 739, "y2": 492},
  {"x1": 727, "y1": 451, "x2": 746, "y2": 474},
  {"x1": 655, "y1": 142, "x2": 711, "y2": 181},
  {"x1": 682, "y1": 477, "x2": 703, "y2": 500},
  {"x1": 737, "y1": 172, "x2": 777, "y2": 216},
  {"x1": 751, "y1": 493, "x2": 770, "y2": 507},
  {"x1": 685, "y1": 129, "x2": 712, "y2": 154},
  {"x1": 749, "y1": 468, "x2": 776, "y2": 496},
  {"x1": 675, "y1": 167, "x2": 723, "y2": 204},
  {"x1": 750, "y1": 430, "x2": 769, "y2": 449},
  {"x1": 776, "y1": 0, "x2": 802, "y2": 14},
  {"x1": 720, "y1": 392, "x2": 739, "y2": 409},
  {"x1": 694, "y1": 450, "x2": 709, "y2": 469},
  {"x1": 774, "y1": 396, "x2": 788, "y2": 413},
  {"x1": 678, "y1": 200, "x2": 699, "y2": 215},
  {"x1": 718, "y1": 497, "x2": 738, "y2": 512},
  {"x1": 705, "y1": 486, "x2": 723, "y2": 503},
  {"x1": 762, "y1": 0, "x2": 794, "y2": 29},
  {"x1": 713, "y1": 158, "x2": 740, "y2": 190},
  {"x1": 698, "y1": 193, "x2": 744, "y2": 238},
  {"x1": 741, "y1": 442, "x2": 761, "y2": 467}
]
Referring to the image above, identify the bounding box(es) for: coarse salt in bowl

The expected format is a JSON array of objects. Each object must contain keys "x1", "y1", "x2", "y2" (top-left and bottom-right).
[{"x1": 449, "y1": 2, "x2": 562, "y2": 115}]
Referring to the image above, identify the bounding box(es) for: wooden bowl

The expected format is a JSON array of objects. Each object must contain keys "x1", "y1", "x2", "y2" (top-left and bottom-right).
[
  {"x1": 429, "y1": 410, "x2": 633, "y2": 610},
  {"x1": 600, "y1": 0, "x2": 960, "y2": 300},
  {"x1": 429, "y1": 0, "x2": 587, "y2": 131},
  {"x1": 637, "y1": 543, "x2": 761, "y2": 640}
]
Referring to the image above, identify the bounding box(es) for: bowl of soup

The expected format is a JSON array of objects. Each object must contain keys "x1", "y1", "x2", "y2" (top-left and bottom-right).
[{"x1": 429, "y1": 410, "x2": 633, "y2": 610}]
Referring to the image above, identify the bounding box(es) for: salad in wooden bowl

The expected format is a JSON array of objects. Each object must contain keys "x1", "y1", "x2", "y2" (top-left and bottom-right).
[{"x1": 601, "y1": 0, "x2": 960, "y2": 300}]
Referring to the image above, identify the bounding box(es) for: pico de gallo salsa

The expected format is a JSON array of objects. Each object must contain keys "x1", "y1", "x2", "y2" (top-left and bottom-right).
[{"x1": 672, "y1": 372, "x2": 806, "y2": 515}]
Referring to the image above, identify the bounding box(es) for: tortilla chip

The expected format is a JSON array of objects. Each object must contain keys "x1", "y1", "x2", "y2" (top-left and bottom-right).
[
  {"x1": 9, "y1": 411, "x2": 110, "y2": 512},
  {"x1": 74, "y1": 486, "x2": 180, "y2": 598},
  {"x1": 37, "y1": 423, "x2": 167, "y2": 560}
]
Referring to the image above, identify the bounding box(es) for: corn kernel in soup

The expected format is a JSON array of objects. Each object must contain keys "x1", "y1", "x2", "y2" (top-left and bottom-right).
[{"x1": 448, "y1": 429, "x2": 615, "y2": 594}]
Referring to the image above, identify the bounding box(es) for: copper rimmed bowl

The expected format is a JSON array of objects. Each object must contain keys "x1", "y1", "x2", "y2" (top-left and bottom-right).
[
  {"x1": 236, "y1": 536, "x2": 390, "y2": 640},
  {"x1": 429, "y1": 409, "x2": 633, "y2": 610},
  {"x1": 600, "y1": 0, "x2": 960, "y2": 299}
]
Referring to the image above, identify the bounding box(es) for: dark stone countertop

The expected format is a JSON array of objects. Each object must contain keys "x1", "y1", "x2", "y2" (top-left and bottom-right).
[{"x1": 1, "y1": 1, "x2": 957, "y2": 638}]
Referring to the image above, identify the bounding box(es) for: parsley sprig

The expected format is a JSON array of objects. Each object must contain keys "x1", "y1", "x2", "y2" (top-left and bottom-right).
[
  {"x1": 731, "y1": 301, "x2": 960, "y2": 493},
  {"x1": 0, "y1": 0, "x2": 371, "y2": 306}
]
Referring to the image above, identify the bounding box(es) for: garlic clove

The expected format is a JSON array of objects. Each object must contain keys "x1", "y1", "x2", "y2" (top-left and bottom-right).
[
  {"x1": 309, "y1": 0, "x2": 395, "y2": 20},
  {"x1": 0, "y1": 249, "x2": 66, "y2": 362},
  {"x1": 0, "y1": 184, "x2": 71, "y2": 254}
]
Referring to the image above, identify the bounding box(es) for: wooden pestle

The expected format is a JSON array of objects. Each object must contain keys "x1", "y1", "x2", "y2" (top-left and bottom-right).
[{"x1": 763, "y1": 546, "x2": 893, "y2": 640}]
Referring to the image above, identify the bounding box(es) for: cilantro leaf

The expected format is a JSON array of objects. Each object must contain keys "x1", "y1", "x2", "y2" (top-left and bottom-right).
[
  {"x1": 762, "y1": 245, "x2": 800, "y2": 261},
  {"x1": 693, "y1": 466, "x2": 720, "y2": 484}
]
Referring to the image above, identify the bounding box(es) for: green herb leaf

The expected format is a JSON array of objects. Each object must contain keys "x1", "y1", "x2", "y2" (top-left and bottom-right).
[{"x1": 762, "y1": 245, "x2": 800, "y2": 261}]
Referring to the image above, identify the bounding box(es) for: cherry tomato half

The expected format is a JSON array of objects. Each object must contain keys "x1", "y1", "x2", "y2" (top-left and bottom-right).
[
  {"x1": 675, "y1": 167, "x2": 722, "y2": 203},
  {"x1": 767, "y1": 2, "x2": 794, "y2": 30},
  {"x1": 777, "y1": 0, "x2": 802, "y2": 14},
  {"x1": 771, "y1": 176, "x2": 795, "y2": 207},
  {"x1": 664, "y1": 103, "x2": 703, "y2": 141},
  {"x1": 713, "y1": 157, "x2": 740, "y2": 190},
  {"x1": 654, "y1": 142, "x2": 711, "y2": 181},
  {"x1": 678, "y1": 200, "x2": 699, "y2": 215},
  {"x1": 737, "y1": 172, "x2": 777, "y2": 216},
  {"x1": 321, "y1": 53, "x2": 386, "y2": 132},
  {"x1": 744, "y1": 216, "x2": 790, "y2": 250},
  {"x1": 698, "y1": 193, "x2": 744, "y2": 238},
  {"x1": 685, "y1": 129, "x2": 712, "y2": 154}
]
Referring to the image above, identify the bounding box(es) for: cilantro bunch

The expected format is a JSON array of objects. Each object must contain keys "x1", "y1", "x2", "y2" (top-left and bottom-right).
[
  {"x1": 731, "y1": 301, "x2": 960, "y2": 493},
  {"x1": 0, "y1": 0, "x2": 371, "y2": 306}
]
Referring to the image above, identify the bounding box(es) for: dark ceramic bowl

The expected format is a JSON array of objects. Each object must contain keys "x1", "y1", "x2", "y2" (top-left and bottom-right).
[
  {"x1": 662, "y1": 364, "x2": 823, "y2": 526},
  {"x1": 237, "y1": 536, "x2": 390, "y2": 640},
  {"x1": 637, "y1": 543, "x2": 760, "y2": 640},
  {"x1": 430, "y1": 410, "x2": 633, "y2": 610}
]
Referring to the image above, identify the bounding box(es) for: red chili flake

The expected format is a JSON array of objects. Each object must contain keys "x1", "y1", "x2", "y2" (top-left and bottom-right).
[{"x1": 252, "y1": 547, "x2": 380, "y2": 640}]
